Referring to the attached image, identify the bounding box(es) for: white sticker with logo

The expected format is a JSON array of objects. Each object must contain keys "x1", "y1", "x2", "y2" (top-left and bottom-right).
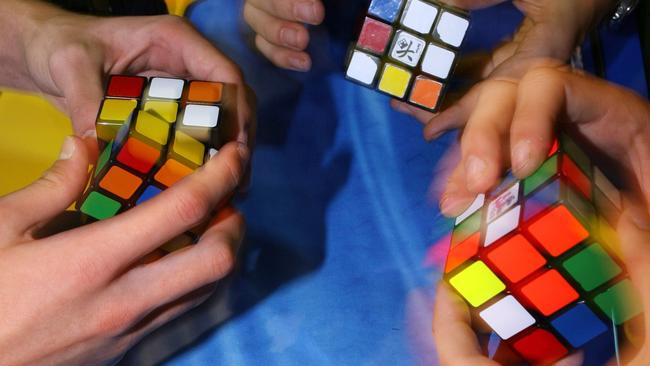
[{"x1": 487, "y1": 182, "x2": 520, "y2": 223}]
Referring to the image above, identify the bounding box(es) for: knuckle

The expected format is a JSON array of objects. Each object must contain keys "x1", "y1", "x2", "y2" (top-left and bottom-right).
[
  {"x1": 172, "y1": 188, "x2": 212, "y2": 227},
  {"x1": 157, "y1": 14, "x2": 190, "y2": 30},
  {"x1": 92, "y1": 303, "x2": 137, "y2": 336},
  {"x1": 204, "y1": 244, "x2": 235, "y2": 281},
  {"x1": 222, "y1": 154, "x2": 245, "y2": 189},
  {"x1": 38, "y1": 166, "x2": 68, "y2": 192},
  {"x1": 67, "y1": 255, "x2": 110, "y2": 289}
]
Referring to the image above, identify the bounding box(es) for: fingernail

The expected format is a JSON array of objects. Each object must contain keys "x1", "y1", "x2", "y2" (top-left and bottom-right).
[
  {"x1": 294, "y1": 1, "x2": 318, "y2": 24},
  {"x1": 208, "y1": 148, "x2": 219, "y2": 160},
  {"x1": 465, "y1": 156, "x2": 487, "y2": 191},
  {"x1": 280, "y1": 28, "x2": 299, "y2": 48},
  {"x1": 512, "y1": 140, "x2": 531, "y2": 175},
  {"x1": 288, "y1": 55, "x2": 310, "y2": 71},
  {"x1": 440, "y1": 193, "x2": 468, "y2": 216},
  {"x1": 81, "y1": 129, "x2": 97, "y2": 140},
  {"x1": 59, "y1": 136, "x2": 76, "y2": 160},
  {"x1": 237, "y1": 143, "x2": 250, "y2": 162}
]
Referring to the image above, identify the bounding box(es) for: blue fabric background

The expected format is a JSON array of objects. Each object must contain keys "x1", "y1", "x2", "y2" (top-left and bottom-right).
[{"x1": 119, "y1": 1, "x2": 648, "y2": 365}]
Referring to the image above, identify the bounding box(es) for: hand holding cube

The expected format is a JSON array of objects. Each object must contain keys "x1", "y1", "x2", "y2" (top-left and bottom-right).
[{"x1": 436, "y1": 65, "x2": 650, "y2": 365}]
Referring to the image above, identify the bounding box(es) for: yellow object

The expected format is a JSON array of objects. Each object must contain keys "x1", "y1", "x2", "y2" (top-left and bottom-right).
[
  {"x1": 172, "y1": 131, "x2": 205, "y2": 166},
  {"x1": 378, "y1": 64, "x2": 411, "y2": 98},
  {"x1": 449, "y1": 261, "x2": 506, "y2": 307},
  {"x1": 597, "y1": 216, "x2": 623, "y2": 260},
  {"x1": 144, "y1": 101, "x2": 178, "y2": 123},
  {"x1": 165, "y1": 0, "x2": 197, "y2": 16},
  {"x1": 99, "y1": 99, "x2": 137, "y2": 121},
  {"x1": 135, "y1": 111, "x2": 170, "y2": 146},
  {"x1": 0, "y1": 90, "x2": 72, "y2": 196}
]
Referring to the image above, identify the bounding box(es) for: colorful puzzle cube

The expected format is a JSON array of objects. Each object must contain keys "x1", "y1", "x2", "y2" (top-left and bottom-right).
[
  {"x1": 345, "y1": 0, "x2": 470, "y2": 112},
  {"x1": 444, "y1": 134, "x2": 643, "y2": 364},
  {"x1": 77, "y1": 75, "x2": 223, "y2": 243}
]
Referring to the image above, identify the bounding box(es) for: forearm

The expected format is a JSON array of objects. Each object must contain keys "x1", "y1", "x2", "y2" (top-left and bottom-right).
[{"x1": 0, "y1": 0, "x2": 65, "y2": 90}]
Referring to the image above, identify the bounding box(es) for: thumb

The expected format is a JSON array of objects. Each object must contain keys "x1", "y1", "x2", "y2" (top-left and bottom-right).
[
  {"x1": 48, "y1": 42, "x2": 105, "y2": 135},
  {"x1": 0, "y1": 136, "x2": 91, "y2": 240}
]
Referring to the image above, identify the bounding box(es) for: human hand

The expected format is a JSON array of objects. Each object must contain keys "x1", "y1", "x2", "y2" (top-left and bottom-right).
[
  {"x1": 1, "y1": 0, "x2": 252, "y2": 144},
  {"x1": 438, "y1": 64, "x2": 650, "y2": 217},
  {"x1": 0, "y1": 136, "x2": 248, "y2": 365},
  {"x1": 243, "y1": 0, "x2": 325, "y2": 71},
  {"x1": 393, "y1": 0, "x2": 616, "y2": 132}
]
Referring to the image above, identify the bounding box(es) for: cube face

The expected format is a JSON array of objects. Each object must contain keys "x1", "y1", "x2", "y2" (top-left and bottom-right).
[
  {"x1": 77, "y1": 75, "x2": 224, "y2": 224},
  {"x1": 443, "y1": 133, "x2": 642, "y2": 363},
  {"x1": 345, "y1": 0, "x2": 470, "y2": 112}
]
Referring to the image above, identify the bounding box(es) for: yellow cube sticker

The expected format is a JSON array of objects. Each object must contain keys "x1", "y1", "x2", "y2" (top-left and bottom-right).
[
  {"x1": 378, "y1": 64, "x2": 412, "y2": 98},
  {"x1": 99, "y1": 99, "x2": 137, "y2": 121},
  {"x1": 449, "y1": 261, "x2": 506, "y2": 307},
  {"x1": 144, "y1": 101, "x2": 179, "y2": 123},
  {"x1": 172, "y1": 131, "x2": 205, "y2": 166},
  {"x1": 135, "y1": 111, "x2": 170, "y2": 146}
]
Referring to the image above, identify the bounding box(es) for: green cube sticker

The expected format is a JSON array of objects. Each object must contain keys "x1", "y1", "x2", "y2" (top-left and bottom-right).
[
  {"x1": 95, "y1": 141, "x2": 113, "y2": 177},
  {"x1": 562, "y1": 244, "x2": 621, "y2": 291},
  {"x1": 593, "y1": 279, "x2": 642, "y2": 324},
  {"x1": 80, "y1": 191, "x2": 121, "y2": 220},
  {"x1": 524, "y1": 155, "x2": 558, "y2": 196},
  {"x1": 451, "y1": 209, "x2": 481, "y2": 246}
]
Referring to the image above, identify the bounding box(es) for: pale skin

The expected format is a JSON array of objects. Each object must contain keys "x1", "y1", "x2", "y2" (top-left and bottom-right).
[
  {"x1": 0, "y1": 0, "x2": 253, "y2": 364},
  {"x1": 433, "y1": 65, "x2": 650, "y2": 366}
]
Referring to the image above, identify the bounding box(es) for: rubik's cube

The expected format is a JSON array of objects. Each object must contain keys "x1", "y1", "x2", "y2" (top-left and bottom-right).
[
  {"x1": 77, "y1": 76, "x2": 223, "y2": 236},
  {"x1": 444, "y1": 133, "x2": 643, "y2": 364},
  {"x1": 344, "y1": 0, "x2": 469, "y2": 112}
]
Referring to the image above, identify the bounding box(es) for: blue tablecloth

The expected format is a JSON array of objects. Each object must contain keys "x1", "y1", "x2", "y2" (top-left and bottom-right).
[{"x1": 120, "y1": 1, "x2": 648, "y2": 365}]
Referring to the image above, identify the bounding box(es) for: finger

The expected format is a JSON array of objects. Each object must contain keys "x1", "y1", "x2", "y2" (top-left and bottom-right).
[
  {"x1": 424, "y1": 84, "x2": 481, "y2": 141},
  {"x1": 390, "y1": 100, "x2": 437, "y2": 125},
  {"x1": 55, "y1": 142, "x2": 248, "y2": 274},
  {"x1": 244, "y1": 3, "x2": 310, "y2": 51},
  {"x1": 509, "y1": 68, "x2": 562, "y2": 178},
  {"x1": 255, "y1": 34, "x2": 311, "y2": 72},
  {"x1": 124, "y1": 285, "x2": 214, "y2": 344},
  {"x1": 246, "y1": 0, "x2": 325, "y2": 25},
  {"x1": 460, "y1": 79, "x2": 518, "y2": 193},
  {"x1": 0, "y1": 136, "x2": 90, "y2": 241},
  {"x1": 440, "y1": 164, "x2": 478, "y2": 217},
  {"x1": 432, "y1": 284, "x2": 499, "y2": 366},
  {"x1": 108, "y1": 207, "x2": 243, "y2": 318},
  {"x1": 553, "y1": 352, "x2": 584, "y2": 366},
  {"x1": 48, "y1": 41, "x2": 105, "y2": 135}
]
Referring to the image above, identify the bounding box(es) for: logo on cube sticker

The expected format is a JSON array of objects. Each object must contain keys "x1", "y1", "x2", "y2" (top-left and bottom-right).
[
  {"x1": 488, "y1": 182, "x2": 520, "y2": 222},
  {"x1": 390, "y1": 30, "x2": 425, "y2": 67}
]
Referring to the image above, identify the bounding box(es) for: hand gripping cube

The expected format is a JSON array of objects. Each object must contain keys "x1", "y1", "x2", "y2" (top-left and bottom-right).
[
  {"x1": 345, "y1": 0, "x2": 470, "y2": 112},
  {"x1": 77, "y1": 76, "x2": 225, "y2": 250},
  {"x1": 444, "y1": 133, "x2": 643, "y2": 364}
]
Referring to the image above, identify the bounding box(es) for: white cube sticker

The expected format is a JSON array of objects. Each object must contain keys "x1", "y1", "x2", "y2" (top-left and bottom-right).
[
  {"x1": 401, "y1": 0, "x2": 439, "y2": 34},
  {"x1": 421, "y1": 43, "x2": 455, "y2": 79},
  {"x1": 182, "y1": 105, "x2": 220, "y2": 128},
  {"x1": 479, "y1": 295, "x2": 535, "y2": 340},
  {"x1": 487, "y1": 182, "x2": 519, "y2": 222},
  {"x1": 148, "y1": 78, "x2": 184, "y2": 99},
  {"x1": 455, "y1": 194, "x2": 485, "y2": 225},
  {"x1": 390, "y1": 30, "x2": 426, "y2": 67},
  {"x1": 347, "y1": 50, "x2": 380, "y2": 85},
  {"x1": 484, "y1": 205, "x2": 520, "y2": 247},
  {"x1": 435, "y1": 11, "x2": 469, "y2": 48}
]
